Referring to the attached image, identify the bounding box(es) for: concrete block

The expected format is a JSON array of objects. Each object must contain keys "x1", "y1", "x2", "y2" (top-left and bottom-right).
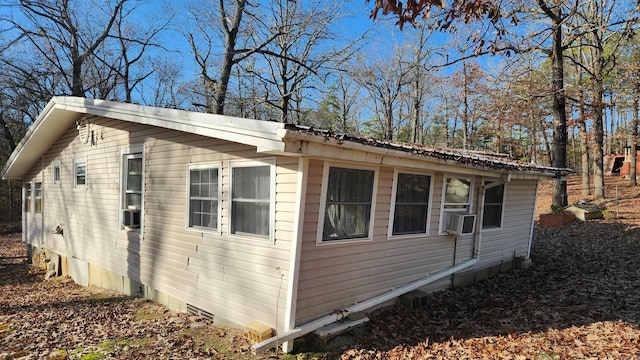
[
  {"x1": 452, "y1": 272, "x2": 476, "y2": 288},
  {"x1": 60, "y1": 256, "x2": 70, "y2": 277},
  {"x1": 124, "y1": 277, "x2": 143, "y2": 297},
  {"x1": 247, "y1": 322, "x2": 273, "y2": 343},
  {"x1": 400, "y1": 290, "x2": 428, "y2": 310},
  {"x1": 102, "y1": 270, "x2": 124, "y2": 293}
]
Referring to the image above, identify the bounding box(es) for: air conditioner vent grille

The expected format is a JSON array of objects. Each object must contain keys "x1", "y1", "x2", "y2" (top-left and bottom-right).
[{"x1": 444, "y1": 213, "x2": 476, "y2": 235}]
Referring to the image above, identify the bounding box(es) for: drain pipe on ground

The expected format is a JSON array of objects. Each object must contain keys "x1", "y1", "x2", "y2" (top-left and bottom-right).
[{"x1": 251, "y1": 257, "x2": 479, "y2": 354}]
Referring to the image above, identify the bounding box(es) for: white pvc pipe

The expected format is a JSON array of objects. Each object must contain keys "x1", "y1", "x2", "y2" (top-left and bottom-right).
[{"x1": 251, "y1": 257, "x2": 479, "y2": 354}]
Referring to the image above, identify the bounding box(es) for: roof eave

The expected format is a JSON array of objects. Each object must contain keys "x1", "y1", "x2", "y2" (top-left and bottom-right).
[
  {"x1": 2, "y1": 97, "x2": 287, "y2": 180},
  {"x1": 282, "y1": 129, "x2": 570, "y2": 178}
]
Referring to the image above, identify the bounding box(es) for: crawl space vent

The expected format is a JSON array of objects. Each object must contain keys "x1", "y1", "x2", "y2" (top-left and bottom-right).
[{"x1": 187, "y1": 304, "x2": 214, "y2": 321}]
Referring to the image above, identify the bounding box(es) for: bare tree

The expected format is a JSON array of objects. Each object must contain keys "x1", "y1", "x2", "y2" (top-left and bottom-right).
[
  {"x1": 356, "y1": 53, "x2": 410, "y2": 140},
  {"x1": 2, "y1": 0, "x2": 130, "y2": 97},
  {"x1": 565, "y1": 0, "x2": 639, "y2": 199},
  {"x1": 185, "y1": 0, "x2": 282, "y2": 115},
  {"x1": 256, "y1": 0, "x2": 365, "y2": 123}
]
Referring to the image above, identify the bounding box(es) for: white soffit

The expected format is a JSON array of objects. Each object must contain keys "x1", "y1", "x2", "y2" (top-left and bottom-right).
[{"x1": 2, "y1": 97, "x2": 287, "y2": 179}]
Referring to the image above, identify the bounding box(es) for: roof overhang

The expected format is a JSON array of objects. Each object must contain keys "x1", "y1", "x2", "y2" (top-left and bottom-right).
[
  {"x1": 2, "y1": 97, "x2": 287, "y2": 179},
  {"x1": 281, "y1": 128, "x2": 572, "y2": 179}
]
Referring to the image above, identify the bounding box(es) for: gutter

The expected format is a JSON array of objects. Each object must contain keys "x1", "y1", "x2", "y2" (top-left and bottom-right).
[{"x1": 251, "y1": 257, "x2": 479, "y2": 354}]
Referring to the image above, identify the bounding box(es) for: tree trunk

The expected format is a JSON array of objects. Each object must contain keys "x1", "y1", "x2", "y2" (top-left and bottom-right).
[
  {"x1": 578, "y1": 84, "x2": 591, "y2": 195},
  {"x1": 386, "y1": 105, "x2": 394, "y2": 140},
  {"x1": 550, "y1": 16, "x2": 568, "y2": 208},
  {"x1": 0, "y1": 115, "x2": 17, "y2": 152},
  {"x1": 462, "y1": 60, "x2": 469, "y2": 150},
  {"x1": 214, "y1": 0, "x2": 246, "y2": 115},
  {"x1": 592, "y1": 52, "x2": 605, "y2": 199},
  {"x1": 630, "y1": 90, "x2": 639, "y2": 186}
]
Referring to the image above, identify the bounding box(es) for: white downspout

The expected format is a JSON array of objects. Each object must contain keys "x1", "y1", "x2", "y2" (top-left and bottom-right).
[
  {"x1": 527, "y1": 179, "x2": 540, "y2": 259},
  {"x1": 252, "y1": 257, "x2": 479, "y2": 354}
]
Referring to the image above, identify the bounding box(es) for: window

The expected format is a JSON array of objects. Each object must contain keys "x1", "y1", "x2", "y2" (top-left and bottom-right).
[
  {"x1": 482, "y1": 181, "x2": 505, "y2": 229},
  {"x1": 440, "y1": 176, "x2": 473, "y2": 234},
  {"x1": 443, "y1": 177, "x2": 472, "y2": 211},
  {"x1": 52, "y1": 160, "x2": 61, "y2": 184},
  {"x1": 34, "y1": 182, "x2": 42, "y2": 214},
  {"x1": 74, "y1": 158, "x2": 87, "y2": 189},
  {"x1": 24, "y1": 183, "x2": 32, "y2": 212},
  {"x1": 230, "y1": 161, "x2": 274, "y2": 239},
  {"x1": 391, "y1": 172, "x2": 431, "y2": 236},
  {"x1": 120, "y1": 147, "x2": 144, "y2": 230},
  {"x1": 320, "y1": 166, "x2": 375, "y2": 242},
  {"x1": 188, "y1": 164, "x2": 221, "y2": 231},
  {"x1": 123, "y1": 153, "x2": 143, "y2": 209}
]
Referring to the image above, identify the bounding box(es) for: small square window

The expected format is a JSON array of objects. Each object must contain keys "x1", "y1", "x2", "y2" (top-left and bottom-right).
[
  {"x1": 188, "y1": 164, "x2": 221, "y2": 231},
  {"x1": 52, "y1": 160, "x2": 61, "y2": 184},
  {"x1": 74, "y1": 158, "x2": 87, "y2": 189},
  {"x1": 444, "y1": 177, "x2": 471, "y2": 208}
]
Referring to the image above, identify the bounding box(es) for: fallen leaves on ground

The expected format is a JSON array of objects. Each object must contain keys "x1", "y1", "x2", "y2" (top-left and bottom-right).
[
  {"x1": 322, "y1": 176, "x2": 640, "y2": 359},
  {"x1": 2, "y1": 176, "x2": 640, "y2": 359},
  {"x1": 0, "y1": 233, "x2": 270, "y2": 359}
]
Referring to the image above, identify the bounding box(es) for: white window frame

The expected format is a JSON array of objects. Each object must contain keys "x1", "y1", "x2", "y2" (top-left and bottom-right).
[
  {"x1": 317, "y1": 162, "x2": 378, "y2": 245},
  {"x1": 52, "y1": 160, "x2": 61, "y2": 184},
  {"x1": 186, "y1": 162, "x2": 222, "y2": 233},
  {"x1": 481, "y1": 179, "x2": 506, "y2": 231},
  {"x1": 119, "y1": 146, "x2": 144, "y2": 232},
  {"x1": 228, "y1": 158, "x2": 276, "y2": 242},
  {"x1": 439, "y1": 175, "x2": 474, "y2": 234},
  {"x1": 388, "y1": 169, "x2": 433, "y2": 238},
  {"x1": 24, "y1": 182, "x2": 32, "y2": 213},
  {"x1": 73, "y1": 158, "x2": 87, "y2": 189},
  {"x1": 34, "y1": 182, "x2": 42, "y2": 214}
]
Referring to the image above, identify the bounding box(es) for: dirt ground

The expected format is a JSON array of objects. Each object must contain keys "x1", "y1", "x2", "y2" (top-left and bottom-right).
[{"x1": 2, "y1": 176, "x2": 640, "y2": 359}]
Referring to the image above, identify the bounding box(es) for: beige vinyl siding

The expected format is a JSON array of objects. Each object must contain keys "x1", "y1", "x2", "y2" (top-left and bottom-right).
[
  {"x1": 474, "y1": 179, "x2": 538, "y2": 268},
  {"x1": 296, "y1": 160, "x2": 464, "y2": 324},
  {"x1": 24, "y1": 115, "x2": 295, "y2": 331}
]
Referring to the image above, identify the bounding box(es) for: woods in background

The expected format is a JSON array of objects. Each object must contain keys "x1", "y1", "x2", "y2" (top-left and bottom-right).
[{"x1": 0, "y1": 0, "x2": 639, "y2": 216}]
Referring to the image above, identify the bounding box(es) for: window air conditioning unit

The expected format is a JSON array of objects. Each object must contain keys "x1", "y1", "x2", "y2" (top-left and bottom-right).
[
  {"x1": 122, "y1": 209, "x2": 141, "y2": 228},
  {"x1": 444, "y1": 212, "x2": 476, "y2": 235}
]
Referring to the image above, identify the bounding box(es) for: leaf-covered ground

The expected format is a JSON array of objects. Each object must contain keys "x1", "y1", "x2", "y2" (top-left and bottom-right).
[
  {"x1": 1, "y1": 176, "x2": 640, "y2": 359},
  {"x1": 0, "y1": 232, "x2": 272, "y2": 359},
  {"x1": 320, "y1": 176, "x2": 640, "y2": 359}
]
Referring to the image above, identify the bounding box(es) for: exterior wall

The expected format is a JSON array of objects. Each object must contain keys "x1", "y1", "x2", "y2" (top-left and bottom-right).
[
  {"x1": 294, "y1": 155, "x2": 538, "y2": 325},
  {"x1": 21, "y1": 115, "x2": 295, "y2": 332},
  {"x1": 295, "y1": 159, "x2": 477, "y2": 324},
  {"x1": 473, "y1": 179, "x2": 537, "y2": 268}
]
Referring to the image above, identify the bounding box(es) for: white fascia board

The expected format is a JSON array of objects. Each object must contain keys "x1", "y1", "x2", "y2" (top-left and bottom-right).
[
  {"x1": 2, "y1": 98, "x2": 82, "y2": 179},
  {"x1": 2, "y1": 97, "x2": 288, "y2": 179},
  {"x1": 64, "y1": 97, "x2": 287, "y2": 151}
]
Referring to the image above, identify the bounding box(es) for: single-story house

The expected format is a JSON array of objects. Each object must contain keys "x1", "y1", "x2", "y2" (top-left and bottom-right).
[{"x1": 2, "y1": 97, "x2": 569, "y2": 353}]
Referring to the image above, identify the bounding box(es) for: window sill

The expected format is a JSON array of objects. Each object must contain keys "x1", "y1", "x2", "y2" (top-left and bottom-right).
[
  {"x1": 186, "y1": 226, "x2": 221, "y2": 236},
  {"x1": 229, "y1": 232, "x2": 274, "y2": 244},
  {"x1": 316, "y1": 237, "x2": 372, "y2": 246},
  {"x1": 388, "y1": 232, "x2": 430, "y2": 240}
]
